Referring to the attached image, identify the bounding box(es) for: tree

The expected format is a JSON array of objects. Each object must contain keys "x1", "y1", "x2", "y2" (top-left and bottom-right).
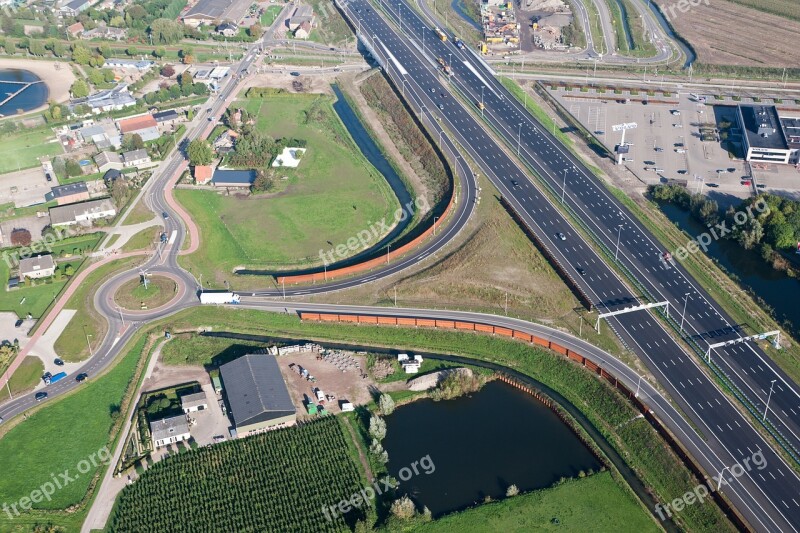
[
  {"x1": 160, "y1": 64, "x2": 175, "y2": 77},
  {"x1": 111, "y1": 178, "x2": 129, "y2": 208},
  {"x1": 378, "y1": 393, "x2": 395, "y2": 415},
  {"x1": 126, "y1": 46, "x2": 138, "y2": 57},
  {"x1": 390, "y1": 496, "x2": 416, "y2": 520},
  {"x1": 103, "y1": 69, "x2": 116, "y2": 83},
  {"x1": 29, "y1": 39, "x2": 45, "y2": 57},
  {"x1": 186, "y1": 139, "x2": 212, "y2": 166},
  {"x1": 506, "y1": 484, "x2": 519, "y2": 497},
  {"x1": 150, "y1": 18, "x2": 184, "y2": 45},
  {"x1": 49, "y1": 103, "x2": 62, "y2": 121},
  {"x1": 65, "y1": 158, "x2": 83, "y2": 177},
  {"x1": 71, "y1": 44, "x2": 91, "y2": 65},
  {"x1": 251, "y1": 169, "x2": 274, "y2": 193},
  {"x1": 248, "y1": 23, "x2": 262, "y2": 38},
  {"x1": 153, "y1": 47, "x2": 166, "y2": 58},
  {"x1": 368, "y1": 415, "x2": 386, "y2": 441},
  {"x1": 64, "y1": 264, "x2": 75, "y2": 276},
  {"x1": 122, "y1": 133, "x2": 144, "y2": 151},
  {"x1": 70, "y1": 80, "x2": 89, "y2": 98},
  {"x1": 87, "y1": 68, "x2": 105, "y2": 86},
  {"x1": 10, "y1": 228, "x2": 31, "y2": 246}
]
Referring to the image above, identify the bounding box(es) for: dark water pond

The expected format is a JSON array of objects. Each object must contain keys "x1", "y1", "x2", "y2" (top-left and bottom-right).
[{"x1": 0, "y1": 70, "x2": 48, "y2": 116}]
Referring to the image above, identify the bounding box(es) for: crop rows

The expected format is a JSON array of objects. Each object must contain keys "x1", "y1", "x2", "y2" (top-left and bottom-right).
[{"x1": 109, "y1": 417, "x2": 365, "y2": 532}]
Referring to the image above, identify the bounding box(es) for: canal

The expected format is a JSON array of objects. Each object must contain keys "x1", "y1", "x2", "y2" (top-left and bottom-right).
[
  {"x1": 658, "y1": 201, "x2": 800, "y2": 335},
  {"x1": 382, "y1": 380, "x2": 601, "y2": 517}
]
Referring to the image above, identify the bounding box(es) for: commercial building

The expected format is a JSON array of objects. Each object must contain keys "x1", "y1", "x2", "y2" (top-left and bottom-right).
[
  {"x1": 103, "y1": 59, "x2": 154, "y2": 72},
  {"x1": 117, "y1": 114, "x2": 160, "y2": 142},
  {"x1": 49, "y1": 198, "x2": 117, "y2": 227},
  {"x1": 182, "y1": 0, "x2": 252, "y2": 27},
  {"x1": 181, "y1": 391, "x2": 209, "y2": 413},
  {"x1": 288, "y1": 5, "x2": 315, "y2": 31},
  {"x1": 19, "y1": 255, "x2": 55, "y2": 280},
  {"x1": 736, "y1": 104, "x2": 797, "y2": 165},
  {"x1": 69, "y1": 85, "x2": 136, "y2": 114},
  {"x1": 49, "y1": 182, "x2": 90, "y2": 206},
  {"x1": 59, "y1": 0, "x2": 95, "y2": 17},
  {"x1": 150, "y1": 415, "x2": 190, "y2": 448},
  {"x1": 219, "y1": 354, "x2": 296, "y2": 438},
  {"x1": 216, "y1": 22, "x2": 239, "y2": 37}
]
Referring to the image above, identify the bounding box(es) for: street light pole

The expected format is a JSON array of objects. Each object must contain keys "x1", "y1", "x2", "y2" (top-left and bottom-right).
[
  {"x1": 680, "y1": 292, "x2": 691, "y2": 331},
  {"x1": 615, "y1": 224, "x2": 623, "y2": 260},
  {"x1": 517, "y1": 122, "x2": 523, "y2": 156},
  {"x1": 635, "y1": 374, "x2": 643, "y2": 397},
  {"x1": 83, "y1": 324, "x2": 93, "y2": 356},
  {"x1": 764, "y1": 379, "x2": 777, "y2": 421},
  {"x1": 561, "y1": 169, "x2": 567, "y2": 204},
  {"x1": 386, "y1": 244, "x2": 391, "y2": 264}
]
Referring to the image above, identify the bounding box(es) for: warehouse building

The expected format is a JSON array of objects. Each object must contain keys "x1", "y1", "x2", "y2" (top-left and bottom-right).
[
  {"x1": 219, "y1": 354, "x2": 296, "y2": 438},
  {"x1": 736, "y1": 104, "x2": 798, "y2": 165},
  {"x1": 182, "y1": 0, "x2": 252, "y2": 27}
]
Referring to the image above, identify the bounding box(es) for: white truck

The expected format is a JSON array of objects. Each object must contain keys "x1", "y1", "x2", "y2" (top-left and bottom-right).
[{"x1": 199, "y1": 291, "x2": 241, "y2": 304}]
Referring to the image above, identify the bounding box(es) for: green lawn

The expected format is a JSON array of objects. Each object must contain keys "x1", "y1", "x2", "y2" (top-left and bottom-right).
[
  {"x1": 0, "y1": 127, "x2": 62, "y2": 173},
  {"x1": 53, "y1": 256, "x2": 144, "y2": 362},
  {"x1": 177, "y1": 92, "x2": 398, "y2": 288},
  {"x1": 121, "y1": 226, "x2": 159, "y2": 252},
  {"x1": 0, "y1": 261, "x2": 66, "y2": 319},
  {"x1": 413, "y1": 472, "x2": 657, "y2": 532},
  {"x1": 122, "y1": 196, "x2": 157, "y2": 226},
  {"x1": 0, "y1": 337, "x2": 145, "y2": 518},
  {"x1": 261, "y1": 4, "x2": 284, "y2": 26},
  {"x1": 0, "y1": 356, "x2": 43, "y2": 402}
]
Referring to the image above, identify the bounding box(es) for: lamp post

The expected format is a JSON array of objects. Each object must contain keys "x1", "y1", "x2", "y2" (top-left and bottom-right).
[
  {"x1": 635, "y1": 374, "x2": 643, "y2": 397},
  {"x1": 561, "y1": 168, "x2": 567, "y2": 204},
  {"x1": 615, "y1": 224, "x2": 623, "y2": 260},
  {"x1": 83, "y1": 324, "x2": 93, "y2": 357},
  {"x1": 517, "y1": 122, "x2": 523, "y2": 156},
  {"x1": 680, "y1": 292, "x2": 691, "y2": 332},
  {"x1": 386, "y1": 244, "x2": 391, "y2": 264},
  {"x1": 764, "y1": 379, "x2": 777, "y2": 422}
]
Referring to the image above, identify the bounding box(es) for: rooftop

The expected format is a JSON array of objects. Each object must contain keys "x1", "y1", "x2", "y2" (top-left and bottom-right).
[
  {"x1": 152, "y1": 109, "x2": 180, "y2": 122},
  {"x1": 51, "y1": 181, "x2": 88, "y2": 199},
  {"x1": 738, "y1": 104, "x2": 789, "y2": 151},
  {"x1": 181, "y1": 391, "x2": 208, "y2": 409},
  {"x1": 219, "y1": 354, "x2": 296, "y2": 429},
  {"x1": 19, "y1": 255, "x2": 54, "y2": 274},
  {"x1": 149, "y1": 415, "x2": 190, "y2": 442},
  {"x1": 122, "y1": 148, "x2": 149, "y2": 162},
  {"x1": 212, "y1": 169, "x2": 255, "y2": 186},
  {"x1": 49, "y1": 198, "x2": 116, "y2": 225},
  {"x1": 118, "y1": 114, "x2": 157, "y2": 134}
]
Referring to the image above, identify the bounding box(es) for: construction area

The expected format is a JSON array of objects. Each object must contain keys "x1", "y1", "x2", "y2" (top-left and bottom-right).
[
  {"x1": 480, "y1": 0, "x2": 520, "y2": 54},
  {"x1": 517, "y1": 0, "x2": 573, "y2": 52}
]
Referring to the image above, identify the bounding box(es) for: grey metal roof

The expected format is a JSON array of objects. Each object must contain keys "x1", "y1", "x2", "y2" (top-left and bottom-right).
[
  {"x1": 49, "y1": 198, "x2": 116, "y2": 225},
  {"x1": 51, "y1": 181, "x2": 88, "y2": 199},
  {"x1": 19, "y1": 254, "x2": 54, "y2": 274},
  {"x1": 212, "y1": 169, "x2": 255, "y2": 186},
  {"x1": 181, "y1": 391, "x2": 208, "y2": 409},
  {"x1": 184, "y1": 0, "x2": 232, "y2": 19},
  {"x1": 152, "y1": 109, "x2": 180, "y2": 122},
  {"x1": 122, "y1": 149, "x2": 149, "y2": 162},
  {"x1": 219, "y1": 354, "x2": 296, "y2": 428}
]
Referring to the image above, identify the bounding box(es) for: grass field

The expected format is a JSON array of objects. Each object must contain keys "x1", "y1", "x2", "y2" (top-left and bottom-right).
[
  {"x1": 726, "y1": 0, "x2": 799, "y2": 21},
  {"x1": 114, "y1": 276, "x2": 176, "y2": 310},
  {"x1": 121, "y1": 227, "x2": 159, "y2": 252},
  {"x1": 260, "y1": 4, "x2": 283, "y2": 26},
  {"x1": 413, "y1": 471, "x2": 657, "y2": 532},
  {"x1": 122, "y1": 198, "x2": 156, "y2": 226},
  {"x1": 0, "y1": 356, "x2": 43, "y2": 402},
  {"x1": 177, "y1": 93, "x2": 399, "y2": 288},
  {"x1": 0, "y1": 337, "x2": 145, "y2": 520},
  {"x1": 0, "y1": 127, "x2": 62, "y2": 173},
  {"x1": 53, "y1": 256, "x2": 145, "y2": 362},
  {"x1": 0, "y1": 260, "x2": 66, "y2": 319},
  {"x1": 305, "y1": 0, "x2": 354, "y2": 46}
]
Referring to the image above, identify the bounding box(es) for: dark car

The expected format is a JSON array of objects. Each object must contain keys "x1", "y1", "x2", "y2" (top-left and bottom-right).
[
  {"x1": 756, "y1": 183, "x2": 767, "y2": 189},
  {"x1": 14, "y1": 319, "x2": 23, "y2": 328},
  {"x1": 54, "y1": 358, "x2": 64, "y2": 366},
  {"x1": 206, "y1": 108, "x2": 212, "y2": 113},
  {"x1": 76, "y1": 373, "x2": 88, "y2": 383},
  {"x1": 677, "y1": 170, "x2": 688, "y2": 175},
  {"x1": 510, "y1": 180, "x2": 519, "y2": 188},
  {"x1": 727, "y1": 167, "x2": 736, "y2": 173},
  {"x1": 42, "y1": 372, "x2": 52, "y2": 380},
  {"x1": 642, "y1": 100, "x2": 649, "y2": 105},
  {"x1": 706, "y1": 183, "x2": 719, "y2": 188},
  {"x1": 45, "y1": 173, "x2": 52, "y2": 182},
  {"x1": 162, "y1": 211, "x2": 169, "y2": 219},
  {"x1": 290, "y1": 71, "x2": 301, "y2": 76},
  {"x1": 438, "y1": 104, "x2": 444, "y2": 110},
  {"x1": 35, "y1": 392, "x2": 48, "y2": 402},
  {"x1": 576, "y1": 267, "x2": 586, "y2": 276}
]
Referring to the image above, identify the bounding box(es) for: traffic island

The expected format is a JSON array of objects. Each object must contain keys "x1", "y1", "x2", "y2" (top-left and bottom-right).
[{"x1": 113, "y1": 275, "x2": 180, "y2": 311}]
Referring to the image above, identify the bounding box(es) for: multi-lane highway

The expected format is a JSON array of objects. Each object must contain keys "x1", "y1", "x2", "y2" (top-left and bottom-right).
[{"x1": 333, "y1": 0, "x2": 800, "y2": 529}]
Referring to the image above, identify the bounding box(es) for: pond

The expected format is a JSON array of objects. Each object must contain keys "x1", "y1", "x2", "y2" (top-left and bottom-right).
[
  {"x1": 382, "y1": 380, "x2": 601, "y2": 517},
  {"x1": 658, "y1": 201, "x2": 800, "y2": 335},
  {"x1": 0, "y1": 69, "x2": 48, "y2": 116}
]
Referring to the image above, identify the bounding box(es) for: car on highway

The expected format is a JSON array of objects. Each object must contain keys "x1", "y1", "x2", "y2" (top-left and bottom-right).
[
  {"x1": 76, "y1": 373, "x2": 88, "y2": 383},
  {"x1": 35, "y1": 392, "x2": 47, "y2": 402},
  {"x1": 438, "y1": 104, "x2": 444, "y2": 110},
  {"x1": 556, "y1": 232, "x2": 566, "y2": 241},
  {"x1": 429, "y1": 87, "x2": 435, "y2": 93},
  {"x1": 576, "y1": 267, "x2": 586, "y2": 276},
  {"x1": 707, "y1": 183, "x2": 719, "y2": 188},
  {"x1": 510, "y1": 180, "x2": 519, "y2": 188},
  {"x1": 162, "y1": 212, "x2": 170, "y2": 219},
  {"x1": 54, "y1": 358, "x2": 64, "y2": 366}
]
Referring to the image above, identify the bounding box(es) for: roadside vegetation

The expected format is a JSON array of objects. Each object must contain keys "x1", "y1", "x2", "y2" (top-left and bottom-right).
[
  {"x1": 0, "y1": 356, "x2": 43, "y2": 402},
  {"x1": 176, "y1": 91, "x2": 399, "y2": 287}
]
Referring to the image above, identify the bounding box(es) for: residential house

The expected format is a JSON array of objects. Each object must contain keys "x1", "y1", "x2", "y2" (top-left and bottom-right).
[
  {"x1": 117, "y1": 114, "x2": 160, "y2": 142},
  {"x1": 94, "y1": 151, "x2": 123, "y2": 173},
  {"x1": 216, "y1": 21, "x2": 239, "y2": 37},
  {"x1": 19, "y1": 255, "x2": 55, "y2": 280},
  {"x1": 213, "y1": 129, "x2": 238, "y2": 154},
  {"x1": 81, "y1": 25, "x2": 127, "y2": 41},
  {"x1": 49, "y1": 181, "x2": 90, "y2": 206},
  {"x1": 121, "y1": 149, "x2": 151, "y2": 168},
  {"x1": 150, "y1": 415, "x2": 190, "y2": 448},
  {"x1": 59, "y1": 0, "x2": 95, "y2": 17},
  {"x1": 194, "y1": 165, "x2": 213, "y2": 185},
  {"x1": 181, "y1": 392, "x2": 208, "y2": 413},
  {"x1": 69, "y1": 85, "x2": 135, "y2": 114},
  {"x1": 66, "y1": 22, "x2": 84, "y2": 38},
  {"x1": 294, "y1": 20, "x2": 312, "y2": 39},
  {"x1": 211, "y1": 169, "x2": 255, "y2": 188},
  {"x1": 49, "y1": 199, "x2": 117, "y2": 227},
  {"x1": 288, "y1": 5, "x2": 314, "y2": 31},
  {"x1": 103, "y1": 59, "x2": 154, "y2": 72},
  {"x1": 219, "y1": 354, "x2": 296, "y2": 438},
  {"x1": 152, "y1": 109, "x2": 181, "y2": 129}
]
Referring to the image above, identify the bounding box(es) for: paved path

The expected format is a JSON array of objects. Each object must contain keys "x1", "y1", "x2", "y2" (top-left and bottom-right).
[{"x1": 93, "y1": 218, "x2": 162, "y2": 256}]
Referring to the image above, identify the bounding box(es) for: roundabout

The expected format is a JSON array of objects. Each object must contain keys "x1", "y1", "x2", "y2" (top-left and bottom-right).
[{"x1": 113, "y1": 275, "x2": 180, "y2": 311}]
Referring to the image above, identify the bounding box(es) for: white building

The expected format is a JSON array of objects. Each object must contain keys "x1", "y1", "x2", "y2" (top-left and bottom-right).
[
  {"x1": 397, "y1": 353, "x2": 423, "y2": 373},
  {"x1": 150, "y1": 415, "x2": 190, "y2": 448},
  {"x1": 49, "y1": 199, "x2": 117, "y2": 227},
  {"x1": 19, "y1": 255, "x2": 56, "y2": 280},
  {"x1": 181, "y1": 392, "x2": 209, "y2": 413}
]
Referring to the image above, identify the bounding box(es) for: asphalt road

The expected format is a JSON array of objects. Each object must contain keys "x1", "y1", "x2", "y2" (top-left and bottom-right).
[{"x1": 334, "y1": 0, "x2": 800, "y2": 529}]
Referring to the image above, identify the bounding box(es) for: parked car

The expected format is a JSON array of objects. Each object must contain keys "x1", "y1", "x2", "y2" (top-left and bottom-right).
[
  {"x1": 54, "y1": 358, "x2": 64, "y2": 366},
  {"x1": 45, "y1": 173, "x2": 52, "y2": 182},
  {"x1": 707, "y1": 183, "x2": 719, "y2": 188},
  {"x1": 756, "y1": 183, "x2": 767, "y2": 189},
  {"x1": 14, "y1": 319, "x2": 23, "y2": 328}
]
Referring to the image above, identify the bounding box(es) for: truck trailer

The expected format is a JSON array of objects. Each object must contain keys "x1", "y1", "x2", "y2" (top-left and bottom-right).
[
  {"x1": 46, "y1": 372, "x2": 67, "y2": 385},
  {"x1": 199, "y1": 291, "x2": 241, "y2": 304}
]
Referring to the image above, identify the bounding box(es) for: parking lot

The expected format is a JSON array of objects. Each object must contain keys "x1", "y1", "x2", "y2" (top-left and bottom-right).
[
  {"x1": 0, "y1": 166, "x2": 49, "y2": 208},
  {"x1": 549, "y1": 87, "x2": 800, "y2": 205}
]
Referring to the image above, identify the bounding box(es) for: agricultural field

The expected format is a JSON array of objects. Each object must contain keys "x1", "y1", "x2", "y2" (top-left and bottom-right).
[
  {"x1": 0, "y1": 127, "x2": 62, "y2": 174},
  {"x1": 414, "y1": 471, "x2": 657, "y2": 532},
  {"x1": 109, "y1": 416, "x2": 366, "y2": 532},
  {"x1": 725, "y1": 0, "x2": 799, "y2": 21},
  {"x1": 177, "y1": 92, "x2": 398, "y2": 288},
  {"x1": 0, "y1": 337, "x2": 146, "y2": 530},
  {"x1": 665, "y1": 0, "x2": 800, "y2": 67}
]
